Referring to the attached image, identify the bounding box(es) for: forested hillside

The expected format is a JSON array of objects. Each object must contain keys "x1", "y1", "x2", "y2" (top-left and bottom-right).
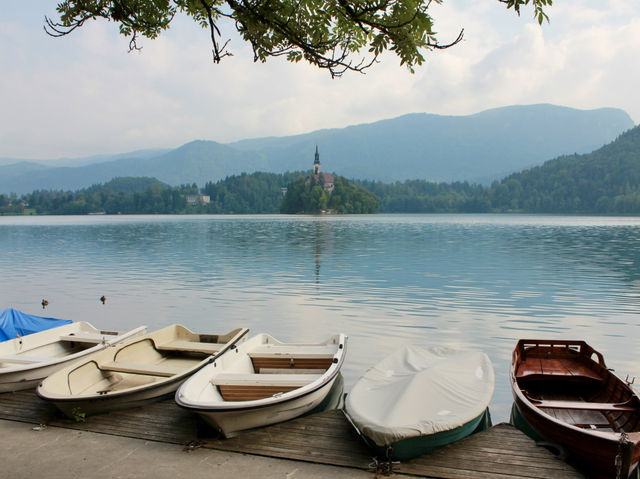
[
  {"x1": 3, "y1": 126, "x2": 640, "y2": 216},
  {"x1": 490, "y1": 126, "x2": 640, "y2": 213}
]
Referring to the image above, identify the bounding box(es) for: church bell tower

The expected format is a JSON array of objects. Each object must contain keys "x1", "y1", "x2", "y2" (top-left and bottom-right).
[{"x1": 313, "y1": 145, "x2": 321, "y2": 176}]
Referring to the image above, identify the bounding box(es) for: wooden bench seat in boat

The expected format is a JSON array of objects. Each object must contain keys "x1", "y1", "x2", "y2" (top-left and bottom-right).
[
  {"x1": 530, "y1": 398, "x2": 636, "y2": 412},
  {"x1": 0, "y1": 354, "x2": 51, "y2": 364},
  {"x1": 212, "y1": 373, "x2": 322, "y2": 401},
  {"x1": 258, "y1": 368, "x2": 327, "y2": 374},
  {"x1": 249, "y1": 346, "x2": 335, "y2": 371},
  {"x1": 155, "y1": 340, "x2": 222, "y2": 355},
  {"x1": 100, "y1": 361, "x2": 182, "y2": 377},
  {"x1": 516, "y1": 357, "x2": 603, "y2": 383},
  {"x1": 249, "y1": 345, "x2": 336, "y2": 358}
]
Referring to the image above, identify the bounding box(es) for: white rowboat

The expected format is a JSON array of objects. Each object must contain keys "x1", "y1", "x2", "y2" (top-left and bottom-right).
[
  {"x1": 0, "y1": 321, "x2": 146, "y2": 393},
  {"x1": 176, "y1": 333, "x2": 347, "y2": 437},
  {"x1": 36, "y1": 324, "x2": 248, "y2": 416}
]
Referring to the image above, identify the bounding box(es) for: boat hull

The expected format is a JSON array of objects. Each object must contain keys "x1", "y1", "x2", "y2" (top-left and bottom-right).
[
  {"x1": 176, "y1": 333, "x2": 347, "y2": 437},
  {"x1": 48, "y1": 373, "x2": 192, "y2": 417},
  {"x1": 37, "y1": 326, "x2": 248, "y2": 417},
  {"x1": 354, "y1": 408, "x2": 492, "y2": 461},
  {"x1": 0, "y1": 324, "x2": 146, "y2": 393},
  {"x1": 512, "y1": 394, "x2": 639, "y2": 479},
  {"x1": 510, "y1": 339, "x2": 640, "y2": 479},
  {"x1": 345, "y1": 346, "x2": 495, "y2": 461},
  {"x1": 194, "y1": 374, "x2": 339, "y2": 437},
  {"x1": 1, "y1": 362, "x2": 78, "y2": 393}
]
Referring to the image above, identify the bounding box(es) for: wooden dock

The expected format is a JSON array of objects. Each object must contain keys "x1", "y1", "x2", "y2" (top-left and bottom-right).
[{"x1": 0, "y1": 391, "x2": 583, "y2": 478}]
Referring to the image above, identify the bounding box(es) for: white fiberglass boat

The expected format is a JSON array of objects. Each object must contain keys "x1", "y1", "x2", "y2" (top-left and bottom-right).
[
  {"x1": 175, "y1": 332, "x2": 347, "y2": 437},
  {"x1": 0, "y1": 321, "x2": 146, "y2": 393}
]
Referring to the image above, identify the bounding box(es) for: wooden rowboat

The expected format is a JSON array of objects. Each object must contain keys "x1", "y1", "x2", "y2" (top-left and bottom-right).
[
  {"x1": 345, "y1": 345, "x2": 494, "y2": 460},
  {"x1": 511, "y1": 339, "x2": 640, "y2": 479},
  {"x1": 0, "y1": 321, "x2": 146, "y2": 393},
  {"x1": 36, "y1": 324, "x2": 248, "y2": 416},
  {"x1": 175, "y1": 333, "x2": 347, "y2": 437}
]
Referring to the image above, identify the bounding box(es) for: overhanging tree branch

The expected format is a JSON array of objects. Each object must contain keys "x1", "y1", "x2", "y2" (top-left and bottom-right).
[{"x1": 43, "y1": 0, "x2": 551, "y2": 76}]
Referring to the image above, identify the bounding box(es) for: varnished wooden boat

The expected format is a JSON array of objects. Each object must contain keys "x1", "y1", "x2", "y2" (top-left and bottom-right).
[
  {"x1": 175, "y1": 333, "x2": 347, "y2": 437},
  {"x1": 0, "y1": 321, "x2": 146, "y2": 393},
  {"x1": 36, "y1": 325, "x2": 248, "y2": 416},
  {"x1": 511, "y1": 339, "x2": 640, "y2": 478}
]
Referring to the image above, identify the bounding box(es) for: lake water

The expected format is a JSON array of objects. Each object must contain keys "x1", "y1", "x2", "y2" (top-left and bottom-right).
[{"x1": 2, "y1": 214, "x2": 640, "y2": 421}]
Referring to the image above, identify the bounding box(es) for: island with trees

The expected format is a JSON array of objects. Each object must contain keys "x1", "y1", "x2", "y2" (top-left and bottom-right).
[{"x1": 3, "y1": 125, "x2": 640, "y2": 216}]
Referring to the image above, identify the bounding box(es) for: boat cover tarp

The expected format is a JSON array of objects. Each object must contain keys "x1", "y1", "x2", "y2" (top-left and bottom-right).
[
  {"x1": 0, "y1": 308, "x2": 72, "y2": 342},
  {"x1": 345, "y1": 345, "x2": 494, "y2": 447}
]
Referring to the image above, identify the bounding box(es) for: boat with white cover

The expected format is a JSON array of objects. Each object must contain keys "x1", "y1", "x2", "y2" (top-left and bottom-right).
[
  {"x1": 345, "y1": 345, "x2": 494, "y2": 460},
  {"x1": 36, "y1": 324, "x2": 248, "y2": 416},
  {"x1": 175, "y1": 332, "x2": 347, "y2": 437},
  {"x1": 0, "y1": 321, "x2": 146, "y2": 393}
]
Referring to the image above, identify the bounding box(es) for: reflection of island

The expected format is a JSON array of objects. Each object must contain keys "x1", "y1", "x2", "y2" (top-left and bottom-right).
[{"x1": 313, "y1": 219, "x2": 333, "y2": 283}]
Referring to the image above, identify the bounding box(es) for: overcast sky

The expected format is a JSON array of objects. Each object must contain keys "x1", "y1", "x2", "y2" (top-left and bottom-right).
[{"x1": 1, "y1": 1, "x2": 639, "y2": 160}]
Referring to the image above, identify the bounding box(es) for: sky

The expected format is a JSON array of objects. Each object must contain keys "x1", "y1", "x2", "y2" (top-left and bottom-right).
[{"x1": 1, "y1": 1, "x2": 639, "y2": 160}]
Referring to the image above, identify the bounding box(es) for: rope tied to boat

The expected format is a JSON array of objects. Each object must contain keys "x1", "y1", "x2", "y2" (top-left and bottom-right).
[
  {"x1": 615, "y1": 431, "x2": 630, "y2": 479},
  {"x1": 367, "y1": 457, "x2": 398, "y2": 476},
  {"x1": 367, "y1": 447, "x2": 399, "y2": 476}
]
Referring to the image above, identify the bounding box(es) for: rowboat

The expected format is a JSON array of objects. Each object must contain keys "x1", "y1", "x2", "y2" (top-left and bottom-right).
[
  {"x1": 0, "y1": 321, "x2": 146, "y2": 393},
  {"x1": 511, "y1": 339, "x2": 640, "y2": 479},
  {"x1": 36, "y1": 325, "x2": 248, "y2": 417},
  {"x1": 0, "y1": 308, "x2": 72, "y2": 342},
  {"x1": 344, "y1": 345, "x2": 494, "y2": 460},
  {"x1": 175, "y1": 333, "x2": 347, "y2": 437}
]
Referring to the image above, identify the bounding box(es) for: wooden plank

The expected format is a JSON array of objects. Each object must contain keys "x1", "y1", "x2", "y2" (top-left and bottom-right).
[
  {"x1": 213, "y1": 373, "x2": 322, "y2": 386},
  {"x1": 535, "y1": 400, "x2": 635, "y2": 411},
  {"x1": 0, "y1": 392, "x2": 584, "y2": 478},
  {"x1": 398, "y1": 423, "x2": 583, "y2": 479},
  {"x1": 249, "y1": 345, "x2": 336, "y2": 358},
  {"x1": 251, "y1": 357, "x2": 333, "y2": 371}
]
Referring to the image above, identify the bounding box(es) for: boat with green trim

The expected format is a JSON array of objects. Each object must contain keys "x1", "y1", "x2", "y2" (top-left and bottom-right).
[{"x1": 344, "y1": 345, "x2": 494, "y2": 460}]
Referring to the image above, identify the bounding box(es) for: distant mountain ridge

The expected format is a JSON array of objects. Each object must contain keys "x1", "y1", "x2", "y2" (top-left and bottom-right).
[{"x1": 0, "y1": 104, "x2": 634, "y2": 194}]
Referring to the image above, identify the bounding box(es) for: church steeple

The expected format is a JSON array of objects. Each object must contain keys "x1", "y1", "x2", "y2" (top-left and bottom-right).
[{"x1": 313, "y1": 145, "x2": 321, "y2": 176}]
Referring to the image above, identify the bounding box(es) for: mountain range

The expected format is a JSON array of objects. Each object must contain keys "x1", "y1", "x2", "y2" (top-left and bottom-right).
[{"x1": 0, "y1": 104, "x2": 634, "y2": 195}]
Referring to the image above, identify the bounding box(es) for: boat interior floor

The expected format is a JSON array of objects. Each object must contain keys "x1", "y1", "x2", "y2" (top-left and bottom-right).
[
  {"x1": 519, "y1": 384, "x2": 637, "y2": 432},
  {"x1": 516, "y1": 357, "x2": 603, "y2": 383},
  {"x1": 209, "y1": 349, "x2": 336, "y2": 402}
]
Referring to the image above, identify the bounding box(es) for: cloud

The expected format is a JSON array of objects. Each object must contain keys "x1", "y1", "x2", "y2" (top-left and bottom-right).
[{"x1": 1, "y1": 0, "x2": 639, "y2": 159}]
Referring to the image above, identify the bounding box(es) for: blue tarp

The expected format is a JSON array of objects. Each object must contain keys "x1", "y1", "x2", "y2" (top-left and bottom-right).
[{"x1": 0, "y1": 308, "x2": 73, "y2": 342}]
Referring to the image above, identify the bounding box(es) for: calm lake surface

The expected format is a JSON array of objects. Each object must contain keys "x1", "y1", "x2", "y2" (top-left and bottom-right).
[{"x1": 2, "y1": 214, "x2": 640, "y2": 421}]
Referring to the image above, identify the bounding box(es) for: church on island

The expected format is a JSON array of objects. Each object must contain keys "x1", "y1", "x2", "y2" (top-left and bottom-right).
[
  {"x1": 279, "y1": 145, "x2": 378, "y2": 214},
  {"x1": 308, "y1": 146, "x2": 334, "y2": 192}
]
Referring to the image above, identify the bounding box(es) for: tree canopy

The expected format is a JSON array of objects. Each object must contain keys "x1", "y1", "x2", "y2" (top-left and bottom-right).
[{"x1": 45, "y1": 0, "x2": 551, "y2": 76}]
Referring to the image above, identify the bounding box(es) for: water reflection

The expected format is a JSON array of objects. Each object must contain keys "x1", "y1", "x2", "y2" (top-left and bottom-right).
[{"x1": 2, "y1": 214, "x2": 640, "y2": 422}]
